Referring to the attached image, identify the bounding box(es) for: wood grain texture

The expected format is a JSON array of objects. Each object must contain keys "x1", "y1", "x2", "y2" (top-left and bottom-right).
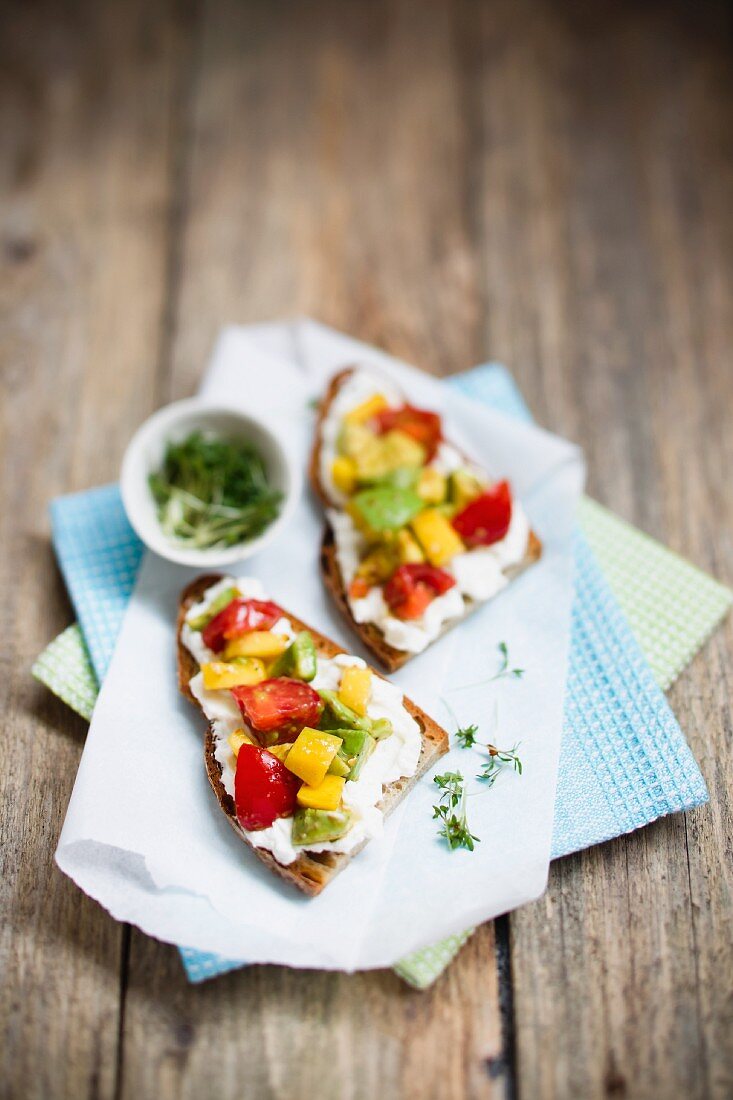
[
  {"x1": 1, "y1": 0, "x2": 731, "y2": 1098},
  {"x1": 0, "y1": 2, "x2": 192, "y2": 1098}
]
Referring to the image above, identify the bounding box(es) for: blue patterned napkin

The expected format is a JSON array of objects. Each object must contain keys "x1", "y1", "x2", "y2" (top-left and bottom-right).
[{"x1": 47, "y1": 366, "x2": 711, "y2": 983}]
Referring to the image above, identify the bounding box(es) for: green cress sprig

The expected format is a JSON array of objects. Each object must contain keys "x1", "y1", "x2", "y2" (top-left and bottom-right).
[{"x1": 432, "y1": 772, "x2": 480, "y2": 852}]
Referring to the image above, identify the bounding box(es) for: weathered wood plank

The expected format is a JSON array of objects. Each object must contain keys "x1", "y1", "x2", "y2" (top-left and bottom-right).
[
  {"x1": 462, "y1": 2, "x2": 733, "y2": 1097},
  {"x1": 0, "y1": 2, "x2": 190, "y2": 1097}
]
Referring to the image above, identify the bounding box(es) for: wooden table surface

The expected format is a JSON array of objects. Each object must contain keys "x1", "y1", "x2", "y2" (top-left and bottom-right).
[{"x1": 2, "y1": 1, "x2": 732, "y2": 1097}]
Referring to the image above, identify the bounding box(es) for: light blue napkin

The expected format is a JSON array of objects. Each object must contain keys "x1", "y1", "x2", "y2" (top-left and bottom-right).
[{"x1": 48, "y1": 365, "x2": 709, "y2": 982}]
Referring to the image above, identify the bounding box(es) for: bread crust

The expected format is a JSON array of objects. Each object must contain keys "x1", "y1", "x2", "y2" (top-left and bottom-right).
[
  {"x1": 309, "y1": 367, "x2": 544, "y2": 671},
  {"x1": 178, "y1": 575, "x2": 448, "y2": 896}
]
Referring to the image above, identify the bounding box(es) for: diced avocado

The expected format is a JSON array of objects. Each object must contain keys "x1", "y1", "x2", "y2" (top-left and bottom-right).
[
  {"x1": 351, "y1": 485, "x2": 424, "y2": 533},
  {"x1": 291, "y1": 808, "x2": 353, "y2": 847},
  {"x1": 269, "y1": 631, "x2": 317, "y2": 681},
  {"x1": 359, "y1": 466, "x2": 420, "y2": 492},
  {"x1": 187, "y1": 585, "x2": 239, "y2": 632},
  {"x1": 327, "y1": 752, "x2": 352, "y2": 778},
  {"x1": 370, "y1": 718, "x2": 393, "y2": 741},
  {"x1": 449, "y1": 468, "x2": 484, "y2": 509},
  {"x1": 338, "y1": 727, "x2": 377, "y2": 781},
  {"x1": 318, "y1": 692, "x2": 370, "y2": 732},
  {"x1": 318, "y1": 697, "x2": 394, "y2": 745}
]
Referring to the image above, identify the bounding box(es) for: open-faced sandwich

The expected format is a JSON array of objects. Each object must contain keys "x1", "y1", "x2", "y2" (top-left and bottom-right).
[
  {"x1": 310, "y1": 367, "x2": 542, "y2": 671},
  {"x1": 178, "y1": 574, "x2": 448, "y2": 895}
]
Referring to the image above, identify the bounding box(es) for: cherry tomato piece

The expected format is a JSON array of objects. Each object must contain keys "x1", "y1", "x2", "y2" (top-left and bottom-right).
[
  {"x1": 348, "y1": 577, "x2": 372, "y2": 600},
  {"x1": 372, "y1": 404, "x2": 442, "y2": 460},
  {"x1": 234, "y1": 744, "x2": 300, "y2": 831},
  {"x1": 231, "y1": 677, "x2": 323, "y2": 742},
  {"x1": 451, "y1": 481, "x2": 512, "y2": 547},
  {"x1": 202, "y1": 598, "x2": 283, "y2": 653},
  {"x1": 383, "y1": 563, "x2": 456, "y2": 621}
]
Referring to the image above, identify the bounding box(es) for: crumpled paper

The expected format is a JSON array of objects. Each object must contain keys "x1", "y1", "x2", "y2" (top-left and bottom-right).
[{"x1": 56, "y1": 321, "x2": 584, "y2": 970}]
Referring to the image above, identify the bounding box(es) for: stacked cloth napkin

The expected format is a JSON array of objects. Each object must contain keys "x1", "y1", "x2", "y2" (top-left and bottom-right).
[{"x1": 34, "y1": 352, "x2": 731, "y2": 988}]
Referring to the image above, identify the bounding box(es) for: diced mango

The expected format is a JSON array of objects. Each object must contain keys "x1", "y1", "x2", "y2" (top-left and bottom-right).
[
  {"x1": 296, "y1": 774, "x2": 346, "y2": 811},
  {"x1": 396, "y1": 528, "x2": 425, "y2": 564},
  {"x1": 410, "y1": 508, "x2": 465, "y2": 566},
  {"x1": 418, "y1": 467, "x2": 447, "y2": 505},
  {"x1": 338, "y1": 666, "x2": 372, "y2": 717},
  {"x1": 223, "y1": 632, "x2": 290, "y2": 660},
  {"x1": 284, "y1": 727, "x2": 343, "y2": 788},
  {"x1": 202, "y1": 658, "x2": 266, "y2": 690},
  {"x1": 228, "y1": 729, "x2": 255, "y2": 758},
  {"x1": 331, "y1": 455, "x2": 358, "y2": 495},
  {"x1": 343, "y1": 393, "x2": 389, "y2": 425},
  {"x1": 267, "y1": 744, "x2": 292, "y2": 764}
]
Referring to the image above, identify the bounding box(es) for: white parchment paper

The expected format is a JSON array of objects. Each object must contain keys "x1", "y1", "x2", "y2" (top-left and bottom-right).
[{"x1": 56, "y1": 320, "x2": 585, "y2": 970}]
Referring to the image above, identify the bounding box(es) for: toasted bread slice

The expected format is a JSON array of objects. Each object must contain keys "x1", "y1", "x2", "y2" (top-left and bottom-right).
[
  {"x1": 178, "y1": 574, "x2": 449, "y2": 896},
  {"x1": 309, "y1": 367, "x2": 543, "y2": 672}
]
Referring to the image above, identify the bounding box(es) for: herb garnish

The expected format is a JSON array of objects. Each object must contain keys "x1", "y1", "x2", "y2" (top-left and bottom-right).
[
  {"x1": 476, "y1": 743, "x2": 523, "y2": 785},
  {"x1": 149, "y1": 431, "x2": 282, "y2": 550},
  {"x1": 451, "y1": 641, "x2": 524, "y2": 692},
  {"x1": 433, "y1": 772, "x2": 479, "y2": 851},
  {"x1": 441, "y1": 698, "x2": 480, "y2": 749}
]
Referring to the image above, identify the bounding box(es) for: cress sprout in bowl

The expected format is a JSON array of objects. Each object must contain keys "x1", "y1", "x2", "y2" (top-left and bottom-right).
[
  {"x1": 148, "y1": 430, "x2": 283, "y2": 551},
  {"x1": 120, "y1": 398, "x2": 300, "y2": 567}
]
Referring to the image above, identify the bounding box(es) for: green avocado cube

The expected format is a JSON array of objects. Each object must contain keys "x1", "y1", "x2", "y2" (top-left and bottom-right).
[
  {"x1": 345, "y1": 732, "x2": 376, "y2": 781},
  {"x1": 291, "y1": 808, "x2": 353, "y2": 847},
  {"x1": 269, "y1": 631, "x2": 317, "y2": 681},
  {"x1": 351, "y1": 485, "x2": 424, "y2": 533},
  {"x1": 318, "y1": 690, "x2": 370, "y2": 732},
  {"x1": 327, "y1": 752, "x2": 352, "y2": 778}
]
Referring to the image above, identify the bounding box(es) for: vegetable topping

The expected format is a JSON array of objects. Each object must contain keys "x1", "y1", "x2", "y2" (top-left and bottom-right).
[
  {"x1": 451, "y1": 481, "x2": 512, "y2": 547},
  {"x1": 383, "y1": 563, "x2": 456, "y2": 621},
  {"x1": 201, "y1": 597, "x2": 283, "y2": 652},
  {"x1": 231, "y1": 678, "x2": 324, "y2": 742},
  {"x1": 372, "y1": 404, "x2": 442, "y2": 460},
  {"x1": 234, "y1": 744, "x2": 300, "y2": 831}
]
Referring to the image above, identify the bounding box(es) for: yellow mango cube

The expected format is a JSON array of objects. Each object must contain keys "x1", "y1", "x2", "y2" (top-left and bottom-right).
[
  {"x1": 397, "y1": 529, "x2": 425, "y2": 564},
  {"x1": 344, "y1": 393, "x2": 389, "y2": 425},
  {"x1": 228, "y1": 729, "x2": 255, "y2": 758},
  {"x1": 410, "y1": 508, "x2": 465, "y2": 566},
  {"x1": 223, "y1": 632, "x2": 290, "y2": 661},
  {"x1": 331, "y1": 455, "x2": 358, "y2": 495},
  {"x1": 338, "y1": 666, "x2": 372, "y2": 717},
  {"x1": 296, "y1": 774, "x2": 346, "y2": 811},
  {"x1": 418, "y1": 467, "x2": 447, "y2": 505},
  {"x1": 284, "y1": 728, "x2": 343, "y2": 788},
  {"x1": 202, "y1": 658, "x2": 266, "y2": 690}
]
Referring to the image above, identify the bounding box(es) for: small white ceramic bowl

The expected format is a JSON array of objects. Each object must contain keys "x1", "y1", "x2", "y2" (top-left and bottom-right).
[{"x1": 120, "y1": 398, "x2": 301, "y2": 567}]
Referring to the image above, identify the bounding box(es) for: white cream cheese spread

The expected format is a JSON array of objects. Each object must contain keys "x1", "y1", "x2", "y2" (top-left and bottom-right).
[{"x1": 183, "y1": 577, "x2": 422, "y2": 865}]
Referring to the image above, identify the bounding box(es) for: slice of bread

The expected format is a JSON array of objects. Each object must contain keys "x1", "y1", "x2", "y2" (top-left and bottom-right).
[
  {"x1": 178, "y1": 574, "x2": 449, "y2": 896},
  {"x1": 309, "y1": 367, "x2": 543, "y2": 672}
]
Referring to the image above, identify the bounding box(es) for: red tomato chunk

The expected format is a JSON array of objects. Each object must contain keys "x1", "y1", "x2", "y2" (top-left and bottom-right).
[
  {"x1": 231, "y1": 678, "x2": 324, "y2": 742},
  {"x1": 452, "y1": 481, "x2": 512, "y2": 547},
  {"x1": 373, "y1": 404, "x2": 442, "y2": 460},
  {"x1": 234, "y1": 744, "x2": 300, "y2": 830},
  {"x1": 383, "y1": 563, "x2": 456, "y2": 621},
  {"x1": 202, "y1": 598, "x2": 283, "y2": 653}
]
